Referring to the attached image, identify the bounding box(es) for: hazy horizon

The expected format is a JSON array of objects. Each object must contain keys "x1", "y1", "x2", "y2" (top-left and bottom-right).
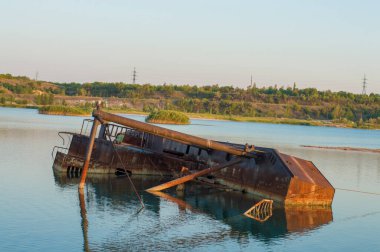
[{"x1": 1, "y1": 0, "x2": 379, "y2": 94}]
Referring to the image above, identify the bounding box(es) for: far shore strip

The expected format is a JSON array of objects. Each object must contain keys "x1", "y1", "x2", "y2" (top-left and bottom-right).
[{"x1": 302, "y1": 145, "x2": 380, "y2": 153}]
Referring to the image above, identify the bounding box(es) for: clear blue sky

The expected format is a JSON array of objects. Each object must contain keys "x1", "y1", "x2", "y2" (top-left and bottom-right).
[{"x1": 1, "y1": 0, "x2": 379, "y2": 93}]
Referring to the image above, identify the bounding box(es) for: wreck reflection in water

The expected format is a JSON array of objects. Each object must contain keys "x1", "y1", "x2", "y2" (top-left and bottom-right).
[{"x1": 54, "y1": 173, "x2": 333, "y2": 250}]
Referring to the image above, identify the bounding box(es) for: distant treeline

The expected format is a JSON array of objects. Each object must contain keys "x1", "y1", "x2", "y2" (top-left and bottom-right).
[
  {"x1": 56, "y1": 82, "x2": 380, "y2": 122},
  {"x1": 1, "y1": 74, "x2": 379, "y2": 123}
]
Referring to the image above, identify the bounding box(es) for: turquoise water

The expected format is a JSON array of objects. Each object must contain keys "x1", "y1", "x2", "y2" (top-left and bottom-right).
[{"x1": 0, "y1": 107, "x2": 380, "y2": 251}]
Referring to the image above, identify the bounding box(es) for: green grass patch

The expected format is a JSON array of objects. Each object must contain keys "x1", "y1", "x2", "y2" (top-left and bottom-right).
[
  {"x1": 38, "y1": 105, "x2": 91, "y2": 116},
  {"x1": 146, "y1": 110, "x2": 190, "y2": 125}
]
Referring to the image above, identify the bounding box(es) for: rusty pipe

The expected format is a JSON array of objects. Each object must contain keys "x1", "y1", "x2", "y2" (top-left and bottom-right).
[
  {"x1": 93, "y1": 109, "x2": 250, "y2": 156},
  {"x1": 79, "y1": 118, "x2": 100, "y2": 189}
]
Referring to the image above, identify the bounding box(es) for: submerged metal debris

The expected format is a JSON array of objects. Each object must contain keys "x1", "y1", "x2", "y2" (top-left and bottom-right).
[{"x1": 244, "y1": 199, "x2": 273, "y2": 222}]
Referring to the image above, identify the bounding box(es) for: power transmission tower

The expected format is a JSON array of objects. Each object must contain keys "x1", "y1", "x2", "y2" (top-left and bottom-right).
[
  {"x1": 132, "y1": 67, "x2": 137, "y2": 84},
  {"x1": 35, "y1": 71, "x2": 39, "y2": 81},
  {"x1": 250, "y1": 74, "x2": 253, "y2": 87},
  {"x1": 362, "y1": 74, "x2": 367, "y2": 95}
]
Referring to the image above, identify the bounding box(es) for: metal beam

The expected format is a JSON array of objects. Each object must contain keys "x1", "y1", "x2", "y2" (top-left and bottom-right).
[
  {"x1": 146, "y1": 158, "x2": 242, "y2": 192},
  {"x1": 93, "y1": 109, "x2": 252, "y2": 156}
]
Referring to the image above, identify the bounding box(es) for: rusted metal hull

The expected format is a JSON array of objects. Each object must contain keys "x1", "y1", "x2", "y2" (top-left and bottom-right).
[{"x1": 53, "y1": 124, "x2": 335, "y2": 206}]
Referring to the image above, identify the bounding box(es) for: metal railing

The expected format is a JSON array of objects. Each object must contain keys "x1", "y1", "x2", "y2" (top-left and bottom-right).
[
  {"x1": 102, "y1": 123, "x2": 143, "y2": 143},
  {"x1": 80, "y1": 119, "x2": 94, "y2": 136},
  {"x1": 244, "y1": 199, "x2": 273, "y2": 222},
  {"x1": 51, "y1": 146, "x2": 69, "y2": 159},
  {"x1": 52, "y1": 131, "x2": 76, "y2": 159}
]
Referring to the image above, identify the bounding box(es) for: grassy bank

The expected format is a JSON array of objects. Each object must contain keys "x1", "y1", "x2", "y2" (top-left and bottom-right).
[
  {"x1": 0, "y1": 104, "x2": 39, "y2": 109},
  {"x1": 186, "y1": 112, "x2": 320, "y2": 125},
  {"x1": 146, "y1": 110, "x2": 190, "y2": 125},
  {"x1": 104, "y1": 107, "x2": 148, "y2": 115},
  {"x1": 185, "y1": 112, "x2": 380, "y2": 129},
  {"x1": 38, "y1": 105, "x2": 91, "y2": 116}
]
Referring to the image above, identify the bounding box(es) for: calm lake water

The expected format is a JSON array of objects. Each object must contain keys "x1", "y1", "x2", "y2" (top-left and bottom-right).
[{"x1": 0, "y1": 107, "x2": 380, "y2": 251}]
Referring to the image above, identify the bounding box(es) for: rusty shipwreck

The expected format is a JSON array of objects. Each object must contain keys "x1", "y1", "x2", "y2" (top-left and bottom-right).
[{"x1": 52, "y1": 108, "x2": 335, "y2": 206}]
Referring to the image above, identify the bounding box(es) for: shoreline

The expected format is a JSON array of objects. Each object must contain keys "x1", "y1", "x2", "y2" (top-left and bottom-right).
[
  {"x1": 38, "y1": 111, "x2": 91, "y2": 117},
  {"x1": 301, "y1": 145, "x2": 380, "y2": 153},
  {"x1": 145, "y1": 119, "x2": 190, "y2": 125},
  {"x1": 1, "y1": 105, "x2": 379, "y2": 130}
]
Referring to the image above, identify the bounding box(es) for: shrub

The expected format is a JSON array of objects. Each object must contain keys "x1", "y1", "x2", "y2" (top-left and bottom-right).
[
  {"x1": 145, "y1": 110, "x2": 190, "y2": 124},
  {"x1": 38, "y1": 105, "x2": 91, "y2": 116}
]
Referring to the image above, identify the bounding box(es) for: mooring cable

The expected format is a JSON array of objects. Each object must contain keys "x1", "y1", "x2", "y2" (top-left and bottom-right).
[
  {"x1": 335, "y1": 187, "x2": 380, "y2": 196},
  {"x1": 104, "y1": 125, "x2": 145, "y2": 210}
]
